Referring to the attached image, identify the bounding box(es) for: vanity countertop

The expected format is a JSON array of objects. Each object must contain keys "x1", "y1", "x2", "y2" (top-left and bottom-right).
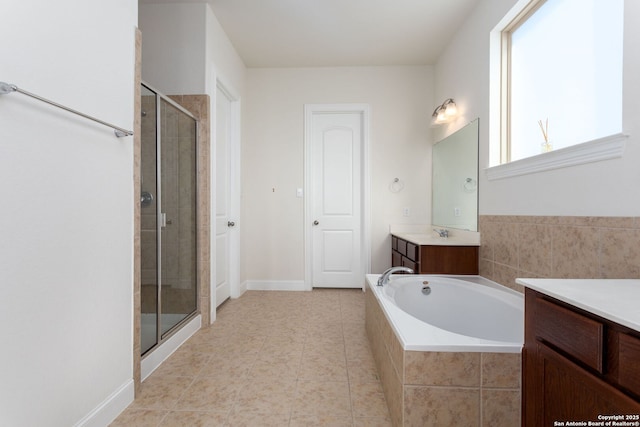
[
  {"x1": 391, "y1": 232, "x2": 480, "y2": 246},
  {"x1": 389, "y1": 224, "x2": 480, "y2": 247},
  {"x1": 517, "y1": 278, "x2": 640, "y2": 333}
]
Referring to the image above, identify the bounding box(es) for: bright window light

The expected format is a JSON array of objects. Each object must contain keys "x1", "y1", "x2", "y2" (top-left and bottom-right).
[{"x1": 507, "y1": 0, "x2": 623, "y2": 162}]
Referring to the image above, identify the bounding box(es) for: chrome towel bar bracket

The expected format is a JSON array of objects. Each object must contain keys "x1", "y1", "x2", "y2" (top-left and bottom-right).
[{"x1": 0, "y1": 81, "x2": 133, "y2": 138}]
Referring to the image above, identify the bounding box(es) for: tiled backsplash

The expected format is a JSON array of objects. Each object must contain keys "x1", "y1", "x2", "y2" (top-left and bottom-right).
[{"x1": 479, "y1": 216, "x2": 640, "y2": 292}]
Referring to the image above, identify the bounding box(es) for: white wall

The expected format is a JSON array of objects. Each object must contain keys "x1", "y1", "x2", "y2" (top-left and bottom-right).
[
  {"x1": 0, "y1": 0, "x2": 137, "y2": 426},
  {"x1": 139, "y1": 3, "x2": 207, "y2": 94},
  {"x1": 434, "y1": 0, "x2": 640, "y2": 216},
  {"x1": 242, "y1": 66, "x2": 433, "y2": 282},
  {"x1": 205, "y1": 6, "x2": 247, "y2": 96},
  {"x1": 139, "y1": 3, "x2": 246, "y2": 96}
]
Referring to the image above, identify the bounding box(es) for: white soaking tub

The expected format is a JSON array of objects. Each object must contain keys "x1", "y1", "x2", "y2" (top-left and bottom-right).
[{"x1": 366, "y1": 274, "x2": 523, "y2": 353}]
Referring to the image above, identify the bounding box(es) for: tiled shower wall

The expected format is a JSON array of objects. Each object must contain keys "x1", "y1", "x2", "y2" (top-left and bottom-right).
[
  {"x1": 140, "y1": 97, "x2": 200, "y2": 293},
  {"x1": 479, "y1": 215, "x2": 640, "y2": 292}
]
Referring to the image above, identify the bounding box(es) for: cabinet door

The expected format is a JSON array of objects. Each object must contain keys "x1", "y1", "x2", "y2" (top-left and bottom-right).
[
  {"x1": 529, "y1": 342, "x2": 640, "y2": 426},
  {"x1": 618, "y1": 332, "x2": 640, "y2": 398},
  {"x1": 420, "y1": 246, "x2": 478, "y2": 274}
]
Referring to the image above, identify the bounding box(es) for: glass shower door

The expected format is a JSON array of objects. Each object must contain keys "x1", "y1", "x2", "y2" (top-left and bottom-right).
[
  {"x1": 159, "y1": 97, "x2": 198, "y2": 336},
  {"x1": 141, "y1": 83, "x2": 198, "y2": 356},
  {"x1": 140, "y1": 85, "x2": 158, "y2": 354}
]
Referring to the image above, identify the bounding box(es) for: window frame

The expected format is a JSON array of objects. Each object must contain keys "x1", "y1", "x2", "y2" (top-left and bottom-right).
[
  {"x1": 500, "y1": 0, "x2": 547, "y2": 164},
  {"x1": 488, "y1": 0, "x2": 627, "y2": 180}
]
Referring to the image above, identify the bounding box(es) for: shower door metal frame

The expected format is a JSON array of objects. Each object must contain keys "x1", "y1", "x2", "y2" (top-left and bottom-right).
[{"x1": 142, "y1": 81, "x2": 200, "y2": 357}]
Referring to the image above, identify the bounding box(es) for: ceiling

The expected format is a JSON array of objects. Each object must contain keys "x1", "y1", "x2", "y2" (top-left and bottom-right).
[{"x1": 139, "y1": 0, "x2": 481, "y2": 67}]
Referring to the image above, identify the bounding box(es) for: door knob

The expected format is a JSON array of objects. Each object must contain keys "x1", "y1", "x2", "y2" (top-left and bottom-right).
[
  {"x1": 228, "y1": 221, "x2": 235, "y2": 227},
  {"x1": 313, "y1": 220, "x2": 319, "y2": 226}
]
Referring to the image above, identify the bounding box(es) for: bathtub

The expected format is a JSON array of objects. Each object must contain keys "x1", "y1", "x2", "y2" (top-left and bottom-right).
[
  {"x1": 365, "y1": 274, "x2": 523, "y2": 426},
  {"x1": 367, "y1": 274, "x2": 523, "y2": 353}
]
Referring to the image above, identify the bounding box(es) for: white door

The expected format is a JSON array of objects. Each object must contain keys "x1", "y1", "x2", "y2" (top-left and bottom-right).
[
  {"x1": 214, "y1": 85, "x2": 233, "y2": 307},
  {"x1": 307, "y1": 106, "x2": 368, "y2": 289}
]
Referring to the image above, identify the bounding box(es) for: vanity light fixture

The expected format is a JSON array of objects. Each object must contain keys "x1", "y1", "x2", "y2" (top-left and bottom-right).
[{"x1": 431, "y1": 98, "x2": 458, "y2": 125}]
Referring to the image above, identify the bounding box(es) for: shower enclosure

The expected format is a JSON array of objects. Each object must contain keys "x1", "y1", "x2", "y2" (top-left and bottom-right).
[{"x1": 140, "y1": 83, "x2": 198, "y2": 355}]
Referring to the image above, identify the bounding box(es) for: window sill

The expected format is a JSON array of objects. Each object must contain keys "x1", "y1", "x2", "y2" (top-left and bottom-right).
[{"x1": 485, "y1": 133, "x2": 628, "y2": 180}]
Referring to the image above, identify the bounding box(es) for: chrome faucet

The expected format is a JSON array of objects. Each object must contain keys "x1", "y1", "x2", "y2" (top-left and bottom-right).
[
  {"x1": 377, "y1": 266, "x2": 414, "y2": 286},
  {"x1": 433, "y1": 228, "x2": 449, "y2": 238}
]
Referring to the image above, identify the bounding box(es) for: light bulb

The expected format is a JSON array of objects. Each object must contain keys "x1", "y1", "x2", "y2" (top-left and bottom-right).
[
  {"x1": 445, "y1": 102, "x2": 458, "y2": 117},
  {"x1": 436, "y1": 109, "x2": 447, "y2": 123}
]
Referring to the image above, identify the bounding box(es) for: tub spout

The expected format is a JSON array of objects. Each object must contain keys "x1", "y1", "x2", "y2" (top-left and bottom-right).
[{"x1": 377, "y1": 266, "x2": 414, "y2": 286}]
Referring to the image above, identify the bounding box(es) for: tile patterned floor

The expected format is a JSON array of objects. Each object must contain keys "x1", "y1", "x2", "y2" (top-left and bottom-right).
[{"x1": 111, "y1": 289, "x2": 392, "y2": 426}]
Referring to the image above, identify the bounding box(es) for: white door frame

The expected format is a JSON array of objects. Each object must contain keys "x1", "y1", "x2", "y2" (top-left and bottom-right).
[
  {"x1": 303, "y1": 104, "x2": 371, "y2": 291},
  {"x1": 210, "y1": 75, "x2": 241, "y2": 322}
]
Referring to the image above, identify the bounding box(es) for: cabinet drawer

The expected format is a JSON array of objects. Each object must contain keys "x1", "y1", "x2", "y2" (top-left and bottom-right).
[
  {"x1": 535, "y1": 297, "x2": 604, "y2": 372},
  {"x1": 397, "y1": 239, "x2": 407, "y2": 256},
  {"x1": 619, "y1": 333, "x2": 640, "y2": 397},
  {"x1": 402, "y1": 256, "x2": 418, "y2": 272},
  {"x1": 392, "y1": 236, "x2": 398, "y2": 251},
  {"x1": 406, "y1": 242, "x2": 419, "y2": 261}
]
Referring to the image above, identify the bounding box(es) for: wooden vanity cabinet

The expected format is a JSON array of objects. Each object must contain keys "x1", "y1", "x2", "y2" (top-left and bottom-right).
[
  {"x1": 391, "y1": 235, "x2": 478, "y2": 274},
  {"x1": 523, "y1": 289, "x2": 640, "y2": 426}
]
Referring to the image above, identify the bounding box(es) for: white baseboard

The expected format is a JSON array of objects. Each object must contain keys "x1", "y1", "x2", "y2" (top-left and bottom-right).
[
  {"x1": 74, "y1": 379, "x2": 134, "y2": 427},
  {"x1": 245, "y1": 280, "x2": 308, "y2": 291},
  {"x1": 141, "y1": 314, "x2": 201, "y2": 381},
  {"x1": 238, "y1": 280, "x2": 248, "y2": 295}
]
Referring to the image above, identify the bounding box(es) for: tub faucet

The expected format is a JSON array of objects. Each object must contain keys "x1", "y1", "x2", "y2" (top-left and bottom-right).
[{"x1": 377, "y1": 266, "x2": 414, "y2": 286}]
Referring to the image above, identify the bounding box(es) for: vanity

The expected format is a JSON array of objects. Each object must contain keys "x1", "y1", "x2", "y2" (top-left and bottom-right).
[
  {"x1": 518, "y1": 278, "x2": 640, "y2": 426},
  {"x1": 391, "y1": 230, "x2": 479, "y2": 274}
]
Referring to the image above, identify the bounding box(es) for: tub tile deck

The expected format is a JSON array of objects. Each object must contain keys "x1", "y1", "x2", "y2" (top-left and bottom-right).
[{"x1": 365, "y1": 283, "x2": 522, "y2": 427}]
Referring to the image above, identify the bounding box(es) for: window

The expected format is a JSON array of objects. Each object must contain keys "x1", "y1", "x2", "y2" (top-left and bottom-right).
[{"x1": 497, "y1": 0, "x2": 624, "y2": 166}]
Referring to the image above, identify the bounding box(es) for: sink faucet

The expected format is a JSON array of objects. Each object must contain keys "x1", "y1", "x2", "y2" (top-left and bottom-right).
[
  {"x1": 433, "y1": 228, "x2": 449, "y2": 238},
  {"x1": 377, "y1": 266, "x2": 414, "y2": 286}
]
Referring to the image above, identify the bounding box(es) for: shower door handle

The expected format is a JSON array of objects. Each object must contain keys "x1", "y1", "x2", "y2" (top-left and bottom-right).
[{"x1": 140, "y1": 191, "x2": 154, "y2": 207}]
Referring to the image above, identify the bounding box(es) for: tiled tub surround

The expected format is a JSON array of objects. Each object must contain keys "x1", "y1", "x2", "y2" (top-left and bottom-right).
[
  {"x1": 365, "y1": 276, "x2": 521, "y2": 426},
  {"x1": 479, "y1": 215, "x2": 640, "y2": 293}
]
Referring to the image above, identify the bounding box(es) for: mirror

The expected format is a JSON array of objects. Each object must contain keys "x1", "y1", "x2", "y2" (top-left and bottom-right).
[{"x1": 432, "y1": 118, "x2": 479, "y2": 231}]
